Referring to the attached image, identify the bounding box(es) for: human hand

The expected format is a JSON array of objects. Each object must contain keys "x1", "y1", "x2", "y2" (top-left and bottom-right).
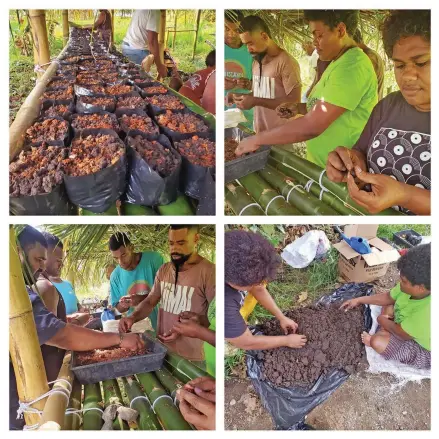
[
  {"x1": 284, "y1": 333, "x2": 307, "y2": 348},
  {"x1": 225, "y1": 77, "x2": 237, "y2": 90},
  {"x1": 119, "y1": 316, "x2": 135, "y2": 333},
  {"x1": 339, "y1": 297, "x2": 362, "y2": 311},
  {"x1": 276, "y1": 102, "x2": 299, "y2": 119},
  {"x1": 120, "y1": 333, "x2": 145, "y2": 350},
  {"x1": 129, "y1": 294, "x2": 145, "y2": 307},
  {"x1": 172, "y1": 320, "x2": 202, "y2": 338},
  {"x1": 347, "y1": 167, "x2": 406, "y2": 214},
  {"x1": 377, "y1": 314, "x2": 393, "y2": 328},
  {"x1": 279, "y1": 316, "x2": 298, "y2": 334},
  {"x1": 179, "y1": 311, "x2": 201, "y2": 324},
  {"x1": 235, "y1": 136, "x2": 261, "y2": 157},
  {"x1": 236, "y1": 78, "x2": 252, "y2": 90},
  {"x1": 326, "y1": 147, "x2": 367, "y2": 183},
  {"x1": 184, "y1": 376, "x2": 216, "y2": 402},
  {"x1": 177, "y1": 388, "x2": 215, "y2": 430},
  {"x1": 158, "y1": 330, "x2": 180, "y2": 343},
  {"x1": 234, "y1": 94, "x2": 255, "y2": 110}
]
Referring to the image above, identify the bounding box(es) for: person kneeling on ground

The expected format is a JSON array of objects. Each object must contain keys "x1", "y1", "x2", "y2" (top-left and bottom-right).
[
  {"x1": 341, "y1": 243, "x2": 431, "y2": 369},
  {"x1": 176, "y1": 376, "x2": 215, "y2": 430},
  {"x1": 225, "y1": 230, "x2": 307, "y2": 350}
]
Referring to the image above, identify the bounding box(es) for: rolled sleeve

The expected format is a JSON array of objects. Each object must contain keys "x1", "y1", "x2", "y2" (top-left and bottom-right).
[{"x1": 29, "y1": 290, "x2": 66, "y2": 345}]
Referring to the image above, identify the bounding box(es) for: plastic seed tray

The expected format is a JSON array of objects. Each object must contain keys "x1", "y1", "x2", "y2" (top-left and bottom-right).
[{"x1": 71, "y1": 333, "x2": 167, "y2": 384}]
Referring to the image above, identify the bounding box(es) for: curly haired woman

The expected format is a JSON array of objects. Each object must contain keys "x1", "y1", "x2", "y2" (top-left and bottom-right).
[{"x1": 224, "y1": 229, "x2": 307, "y2": 350}]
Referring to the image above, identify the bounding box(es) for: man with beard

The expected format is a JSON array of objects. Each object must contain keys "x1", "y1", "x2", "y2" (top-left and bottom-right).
[
  {"x1": 119, "y1": 225, "x2": 215, "y2": 366},
  {"x1": 10, "y1": 226, "x2": 144, "y2": 430},
  {"x1": 225, "y1": 10, "x2": 254, "y2": 129},
  {"x1": 39, "y1": 232, "x2": 89, "y2": 326},
  {"x1": 109, "y1": 233, "x2": 164, "y2": 332},
  {"x1": 232, "y1": 15, "x2": 302, "y2": 133}
]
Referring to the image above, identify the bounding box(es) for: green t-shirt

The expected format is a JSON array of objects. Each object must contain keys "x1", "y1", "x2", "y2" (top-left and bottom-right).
[
  {"x1": 390, "y1": 283, "x2": 431, "y2": 351},
  {"x1": 306, "y1": 47, "x2": 378, "y2": 168},
  {"x1": 204, "y1": 297, "x2": 216, "y2": 377},
  {"x1": 225, "y1": 44, "x2": 254, "y2": 130}
]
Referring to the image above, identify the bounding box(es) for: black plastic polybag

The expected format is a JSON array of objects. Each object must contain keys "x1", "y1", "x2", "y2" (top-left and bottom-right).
[
  {"x1": 10, "y1": 184, "x2": 73, "y2": 216},
  {"x1": 63, "y1": 129, "x2": 127, "y2": 213},
  {"x1": 196, "y1": 168, "x2": 215, "y2": 215},
  {"x1": 40, "y1": 99, "x2": 75, "y2": 121},
  {"x1": 125, "y1": 132, "x2": 181, "y2": 206},
  {"x1": 246, "y1": 282, "x2": 373, "y2": 430},
  {"x1": 76, "y1": 95, "x2": 116, "y2": 114}
]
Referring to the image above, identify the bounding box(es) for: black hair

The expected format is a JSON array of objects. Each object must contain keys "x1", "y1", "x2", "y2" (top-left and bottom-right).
[
  {"x1": 225, "y1": 10, "x2": 244, "y2": 24},
  {"x1": 225, "y1": 230, "x2": 281, "y2": 286},
  {"x1": 381, "y1": 10, "x2": 430, "y2": 58},
  {"x1": 109, "y1": 232, "x2": 131, "y2": 251},
  {"x1": 17, "y1": 225, "x2": 48, "y2": 251},
  {"x1": 169, "y1": 225, "x2": 199, "y2": 232},
  {"x1": 42, "y1": 232, "x2": 63, "y2": 250},
  {"x1": 205, "y1": 50, "x2": 216, "y2": 67},
  {"x1": 353, "y1": 28, "x2": 363, "y2": 44},
  {"x1": 303, "y1": 10, "x2": 359, "y2": 36},
  {"x1": 239, "y1": 15, "x2": 272, "y2": 39},
  {"x1": 397, "y1": 243, "x2": 431, "y2": 290}
]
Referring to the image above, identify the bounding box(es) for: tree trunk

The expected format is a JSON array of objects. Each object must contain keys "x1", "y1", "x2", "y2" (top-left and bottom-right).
[
  {"x1": 62, "y1": 10, "x2": 69, "y2": 46},
  {"x1": 192, "y1": 10, "x2": 202, "y2": 59},
  {"x1": 9, "y1": 226, "x2": 49, "y2": 428},
  {"x1": 29, "y1": 10, "x2": 50, "y2": 77},
  {"x1": 172, "y1": 11, "x2": 178, "y2": 49}
]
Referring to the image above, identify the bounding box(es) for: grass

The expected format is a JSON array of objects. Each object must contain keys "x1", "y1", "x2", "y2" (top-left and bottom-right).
[
  {"x1": 378, "y1": 224, "x2": 431, "y2": 241},
  {"x1": 225, "y1": 348, "x2": 246, "y2": 377}
]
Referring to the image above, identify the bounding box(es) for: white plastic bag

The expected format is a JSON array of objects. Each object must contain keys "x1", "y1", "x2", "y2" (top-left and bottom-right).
[{"x1": 281, "y1": 230, "x2": 331, "y2": 268}]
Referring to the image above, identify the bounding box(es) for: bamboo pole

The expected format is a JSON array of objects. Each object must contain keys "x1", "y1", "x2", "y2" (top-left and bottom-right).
[
  {"x1": 39, "y1": 352, "x2": 74, "y2": 430},
  {"x1": 239, "y1": 173, "x2": 302, "y2": 215},
  {"x1": 165, "y1": 351, "x2": 212, "y2": 380},
  {"x1": 225, "y1": 183, "x2": 265, "y2": 216},
  {"x1": 64, "y1": 379, "x2": 82, "y2": 430},
  {"x1": 155, "y1": 368, "x2": 184, "y2": 398},
  {"x1": 102, "y1": 379, "x2": 129, "y2": 430},
  {"x1": 9, "y1": 43, "x2": 69, "y2": 161},
  {"x1": 110, "y1": 10, "x2": 115, "y2": 48},
  {"x1": 62, "y1": 10, "x2": 69, "y2": 46},
  {"x1": 158, "y1": 10, "x2": 166, "y2": 65},
  {"x1": 137, "y1": 373, "x2": 191, "y2": 430},
  {"x1": 83, "y1": 383, "x2": 103, "y2": 430},
  {"x1": 29, "y1": 10, "x2": 50, "y2": 77},
  {"x1": 192, "y1": 10, "x2": 202, "y2": 59},
  {"x1": 122, "y1": 376, "x2": 162, "y2": 430},
  {"x1": 9, "y1": 226, "x2": 49, "y2": 428}
]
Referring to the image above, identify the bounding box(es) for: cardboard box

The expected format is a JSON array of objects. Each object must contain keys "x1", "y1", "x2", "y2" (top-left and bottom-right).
[{"x1": 333, "y1": 225, "x2": 400, "y2": 283}]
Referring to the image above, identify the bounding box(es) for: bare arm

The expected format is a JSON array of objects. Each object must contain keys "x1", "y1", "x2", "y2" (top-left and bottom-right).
[
  {"x1": 68, "y1": 312, "x2": 90, "y2": 326},
  {"x1": 47, "y1": 324, "x2": 121, "y2": 351},
  {"x1": 227, "y1": 328, "x2": 306, "y2": 350},
  {"x1": 340, "y1": 292, "x2": 395, "y2": 310},
  {"x1": 249, "y1": 285, "x2": 284, "y2": 321},
  {"x1": 131, "y1": 294, "x2": 161, "y2": 323},
  {"x1": 93, "y1": 11, "x2": 106, "y2": 29},
  {"x1": 398, "y1": 185, "x2": 431, "y2": 215},
  {"x1": 377, "y1": 317, "x2": 413, "y2": 341},
  {"x1": 36, "y1": 280, "x2": 59, "y2": 316},
  {"x1": 147, "y1": 31, "x2": 165, "y2": 70}
]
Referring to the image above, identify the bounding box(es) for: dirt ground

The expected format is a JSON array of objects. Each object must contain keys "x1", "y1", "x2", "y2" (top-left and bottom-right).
[{"x1": 224, "y1": 262, "x2": 431, "y2": 430}]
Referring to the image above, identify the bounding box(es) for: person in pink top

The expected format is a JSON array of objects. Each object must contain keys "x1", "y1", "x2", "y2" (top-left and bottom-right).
[{"x1": 232, "y1": 15, "x2": 302, "y2": 133}]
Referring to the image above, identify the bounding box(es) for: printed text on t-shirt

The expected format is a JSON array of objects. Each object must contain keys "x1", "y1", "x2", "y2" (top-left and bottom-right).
[
  {"x1": 253, "y1": 75, "x2": 275, "y2": 99},
  {"x1": 160, "y1": 281, "x2": 194, "y2": 314}
]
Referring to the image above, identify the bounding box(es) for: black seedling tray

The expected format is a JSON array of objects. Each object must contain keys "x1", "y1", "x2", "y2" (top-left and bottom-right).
[
  {"x1": 393, "y1": 229, "x2": 423, "y2": 248},
  {"x1": 225, "y1": 127, "x2": 270, "y2": 183},
  {"x1": 71, "y1": 333, "x2": 167, "y2": 384}
]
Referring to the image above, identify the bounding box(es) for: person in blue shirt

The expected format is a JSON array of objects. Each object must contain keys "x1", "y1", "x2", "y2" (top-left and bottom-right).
[
  {"x1": 225, "y1": 10, "x2": 254, "y2": 130},
  {"x1": 109, "y1": 232, "x2": 164, "y2": 333},
  {"x1": 40, "y1": 232, "x2": 90, "y2": 326}
]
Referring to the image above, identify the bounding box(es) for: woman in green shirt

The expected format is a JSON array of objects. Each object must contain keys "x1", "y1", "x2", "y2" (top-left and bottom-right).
[{"x1": 235, "y1": 10, "x2": 377, "y2": 168}]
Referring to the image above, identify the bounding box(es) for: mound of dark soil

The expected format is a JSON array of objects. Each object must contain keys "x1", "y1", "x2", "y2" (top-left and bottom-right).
[{"x1": 259, "y1": 305, "x2": 365, "y2": 387}]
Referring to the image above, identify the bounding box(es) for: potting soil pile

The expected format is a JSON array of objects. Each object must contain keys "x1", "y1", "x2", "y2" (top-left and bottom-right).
[{"x1": 259, "y1": 305, "x2": 365, "y2": 387}]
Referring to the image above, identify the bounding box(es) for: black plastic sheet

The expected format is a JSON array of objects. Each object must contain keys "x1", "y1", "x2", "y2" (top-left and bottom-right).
[
  {"x1": 75, "y1": 95, "x2": 116, "y2": 114},
  {"x1": 125, "y1": 132, "x2": 181, "y2": 206},
  {"x1": 40, "y1": 99, "x2": 75, "y2": 121},
  {"x1": 63, "y1": 129, "x2": 127, "y2": 213},
  {"x1": 196, "y1": 167, "x2": 215, "y2": 215},
  {"x1": 246, "y1": 282, "x2": 373, "y2": 430}
]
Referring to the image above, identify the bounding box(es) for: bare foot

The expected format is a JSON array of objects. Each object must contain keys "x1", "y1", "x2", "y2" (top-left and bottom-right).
[{"x1": 361, "y1": 331, "x2": 372, "y2": 347}]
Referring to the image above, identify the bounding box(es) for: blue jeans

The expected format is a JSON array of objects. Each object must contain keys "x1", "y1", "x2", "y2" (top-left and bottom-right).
[{"x1": 121, "y1": 42, "x2": 150, "y2": 65}]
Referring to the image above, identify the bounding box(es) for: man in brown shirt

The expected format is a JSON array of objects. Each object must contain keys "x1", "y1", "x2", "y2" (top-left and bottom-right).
[
  {"x1": 119, "y1": 225, "x2": 215, "y2": 362},
  {"x1": 233, "y1": 15, "x2": 302, "y2": 133}
]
